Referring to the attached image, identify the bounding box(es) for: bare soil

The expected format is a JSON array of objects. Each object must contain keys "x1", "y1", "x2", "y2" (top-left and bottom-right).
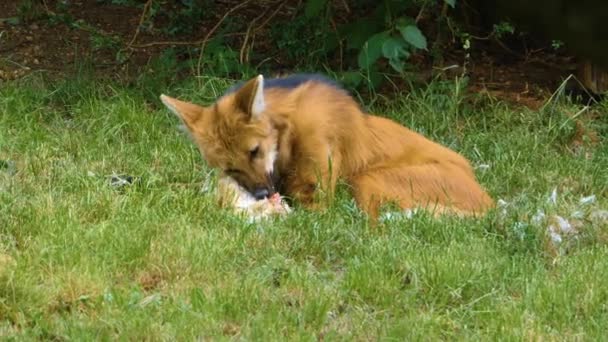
[{"x1": 0, "y1": 0, "x2": 577, "y2": 109}]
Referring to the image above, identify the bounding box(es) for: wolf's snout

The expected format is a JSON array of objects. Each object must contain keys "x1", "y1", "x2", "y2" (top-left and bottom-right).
[
  {"x1": 252, "y1": 172, "x2": 277, "y2": 200},
  {"x1": 252, "y1": 187, "x2": 271, "y2": 200},
  {"x1": 266, "y1": 172, "x2": 277, "y2": 193}
]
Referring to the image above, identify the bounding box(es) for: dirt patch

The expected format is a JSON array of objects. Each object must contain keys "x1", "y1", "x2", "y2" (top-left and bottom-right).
[
  {"x1": 0, "y1": 1, "x2": 578, "y2": 107},
  {"x1": 467, "y1": 52, "x2": 572, "y2": 109},
  {"x1": 0, "y1": 0, "x2": 163, "y2": 79}
]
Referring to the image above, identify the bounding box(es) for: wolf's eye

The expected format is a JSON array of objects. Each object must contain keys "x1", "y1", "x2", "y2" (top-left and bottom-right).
[
  {"x1": 249, "y1": 146, "x2": 260, "y2": 159},
  {"x1": 225, "y1": 168, "x2": 242, "y2": 176}
]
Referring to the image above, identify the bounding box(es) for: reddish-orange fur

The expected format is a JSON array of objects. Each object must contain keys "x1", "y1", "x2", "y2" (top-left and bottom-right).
[{"x1": 161, "y1": 75, "x2": 494, "y2": 221}]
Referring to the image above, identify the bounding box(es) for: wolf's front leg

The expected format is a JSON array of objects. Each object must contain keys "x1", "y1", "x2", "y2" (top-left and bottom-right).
[{"x1": 287, "y1": 145, "x2": 341, "y2": 210}]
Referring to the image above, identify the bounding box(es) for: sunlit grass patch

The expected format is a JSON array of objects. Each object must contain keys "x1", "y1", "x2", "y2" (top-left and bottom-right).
[{"x1": 0, "y1": 74, "x2": 606, "y2": 339}]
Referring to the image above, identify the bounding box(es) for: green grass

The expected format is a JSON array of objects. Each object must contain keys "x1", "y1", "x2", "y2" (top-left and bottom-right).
[{"x1": 1, "y1": 73, "x2": 607, "y2": 340}]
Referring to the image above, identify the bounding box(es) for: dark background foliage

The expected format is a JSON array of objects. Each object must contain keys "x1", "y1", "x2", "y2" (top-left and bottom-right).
[{"x1": 1, "y1": 0, "x2": 607, "y2": 100}]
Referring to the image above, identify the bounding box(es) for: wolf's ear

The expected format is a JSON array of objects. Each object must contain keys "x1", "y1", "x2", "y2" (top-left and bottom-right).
[
  {"x1": 234, "y1": 74, "x2": 266, "y2": 120},
  {"x1": 160, "y1": 94, "x2": 205, "y2": 127}
]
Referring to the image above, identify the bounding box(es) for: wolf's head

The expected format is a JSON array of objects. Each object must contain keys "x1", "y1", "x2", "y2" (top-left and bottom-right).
[{"x1": 160, "y1": 75, "x2": 278, "y2": 200}]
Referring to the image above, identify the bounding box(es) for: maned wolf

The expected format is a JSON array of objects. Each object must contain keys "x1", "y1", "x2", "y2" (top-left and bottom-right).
[{"x1": 160, "y1": 74, "x2": 494, "y2": 220}]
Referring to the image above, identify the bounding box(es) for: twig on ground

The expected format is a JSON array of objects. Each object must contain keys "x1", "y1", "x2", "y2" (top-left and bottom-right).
[
  {"x1": 415, "y1": 3, "x2": 426, "y2": 24},
  {"x1": 340, "y1": 0, "x2": 351, "y2": 13},
  {"x1": 493, "y1": 39, "x2": 573, "y2": 70},
  {"x1": 41, "y1": 0, "x2": 50, "y2": 13},
  {"x1": 2, "y1": 58, "x2": 30, "y2": 70},
  {"x1": 196, "y1": 0, "x2": 252, "y2": 76},
  {"x1": 239, "y1": 0, "x2": 287, "y2": 65},
  {"x1": 127, "y1": 0, "x2": 153, "y2": 48},
  {"x1": 254, "y1": 0, "x2": 288, "y2": 33},
  {"x1": 329, "y1": 18, "x2": 343, "y2": 71},
  {"x1": 240, "y1": 8, "x2": 269, "y2": 64},
  {"x1": 129, "y1": 32, "x2": 244, "y2": 48}
]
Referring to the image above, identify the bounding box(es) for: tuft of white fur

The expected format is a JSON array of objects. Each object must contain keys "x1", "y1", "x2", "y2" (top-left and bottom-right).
[
  {"x1": 265, "y1": 144, "x2": 277, "y2": 174},
  {"x1": 160, "y1": 94, "x2": 179, "y2": 117},
  {"x1": 251, "y1": 75, "x2": 266, "y2": 119}
]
